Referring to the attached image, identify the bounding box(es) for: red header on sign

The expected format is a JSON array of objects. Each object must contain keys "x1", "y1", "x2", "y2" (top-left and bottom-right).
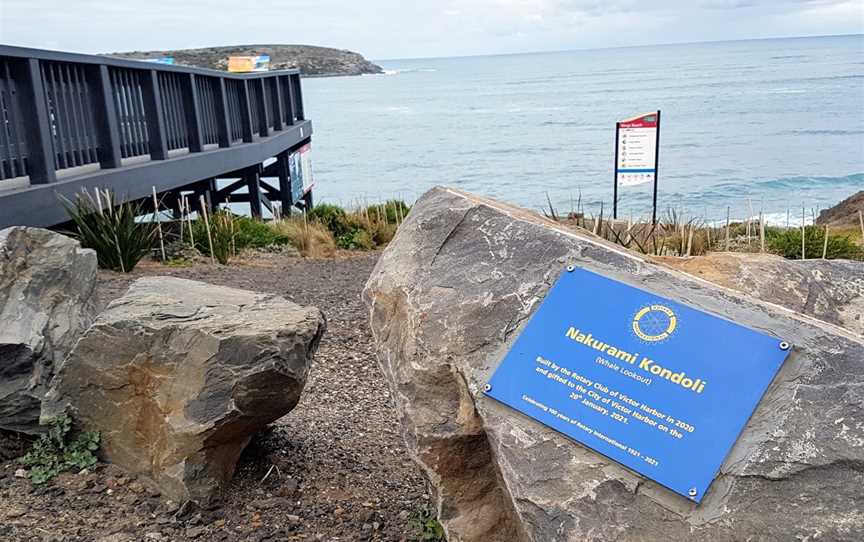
[{"x1": 619, "y1": 112, "x2": 658, "y2": 129}]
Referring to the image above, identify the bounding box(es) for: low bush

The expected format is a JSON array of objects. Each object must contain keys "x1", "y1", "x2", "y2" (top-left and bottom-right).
[
  {"x1": 20, "y1": 414, "x2": 100, "y2": 485},
  {"x1": 336, "y1": 228, "x2": 375, "y2": 250},
  {"x1": 409, "y1": 508, "x2": 446, "y2": 541},
  {"x1": 269, "y1": 219, "x2": 336, "y2": 258},
  {"x1": 232, "y1": 216, "x2": 290, "y2": 248},
  {"x1": 62, "y1": 190, "x2": 158, "y2": 272},
  {"x1": 307, "y1": 203, "x2": 352, "y2": 238},
  {"x1": 766, "y1": 226, "x2": 863, "y2": 260},
  {"x1": 192, "y1": 211, "x2": 292, "y2": 264}
]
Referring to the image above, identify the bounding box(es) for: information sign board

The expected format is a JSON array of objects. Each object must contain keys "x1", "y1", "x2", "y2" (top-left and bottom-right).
[
  {"x1": 485, "y1": 267, "x2": 790, "y2": 502},
  {"x1": 289, "y1": 144, "x2": 314, "y2": 203},
  {"x1": 616, "y1": 112, "x2": 659, "y2": 188}
]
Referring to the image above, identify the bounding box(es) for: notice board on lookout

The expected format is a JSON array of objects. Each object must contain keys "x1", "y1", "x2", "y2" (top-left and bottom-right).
[{"x1": 484, "y1": 267, "x2": 791, "y2": 502}]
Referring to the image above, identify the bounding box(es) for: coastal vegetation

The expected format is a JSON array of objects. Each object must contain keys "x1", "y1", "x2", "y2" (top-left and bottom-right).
[
  {"x1": 549, "y1": 200, "x2": 864, "y2": 261},
  {"x1": 20, "y1": 414, "x2": 100, "y2": 485},
  {"x1": 62, "y1": 189, "x2": 159, "y2": 273},
  {"x1": 62, "y1": 190, "x2": 410, "y2": 270}
]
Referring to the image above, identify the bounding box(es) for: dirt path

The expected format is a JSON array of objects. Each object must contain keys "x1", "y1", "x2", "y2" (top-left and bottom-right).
[{"x1": 1, "y1": 252, "x2": 428, "y2": 542}]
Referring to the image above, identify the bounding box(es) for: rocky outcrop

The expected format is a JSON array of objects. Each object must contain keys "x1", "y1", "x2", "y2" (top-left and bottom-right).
[
  {"x1": 655, "y1": 252, "x2": 864, "y2": 335},
  {"x1": 0, "y1": 227, "x2": 98, "y2": 434},
  {"x1": 47, "y1": 277, "x2": 325, "y2": 502},
  {"x1": 816, "y1": 190, "x2": 864, "y2": 228},
  {"x1": 111, "y1": 44, "x2": 384, "y2": 77},
  {"x1": 363, "y1": 187, "x2": 864, "y2": 542}
]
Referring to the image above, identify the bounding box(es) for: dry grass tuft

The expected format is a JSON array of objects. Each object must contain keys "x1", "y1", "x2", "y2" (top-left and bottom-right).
[{"x1": 270, "y1": 219, "x2": 336, "y2": 258}]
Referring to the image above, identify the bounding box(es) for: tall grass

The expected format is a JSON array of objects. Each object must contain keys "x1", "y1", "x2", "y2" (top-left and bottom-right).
[
  {"x1": 270, "y1": 218, "x2": 336, "y2": 258},
  {"x1": 61, "y1": 189, "x2": 158, "y2": 272}
]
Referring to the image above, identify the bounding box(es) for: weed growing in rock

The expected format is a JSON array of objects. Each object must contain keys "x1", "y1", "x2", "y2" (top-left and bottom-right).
[
  {"x1": 410, "y1": 508, "x2": 446, "y2": 541},
  {"x1": 20, "y1": 415, "x2": 100, "y2": 485}
]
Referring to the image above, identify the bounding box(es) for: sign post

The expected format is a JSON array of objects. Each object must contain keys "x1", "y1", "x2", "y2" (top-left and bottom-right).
[{"x1": 613, "y1": 111, "x2": 661, "y2": 223}]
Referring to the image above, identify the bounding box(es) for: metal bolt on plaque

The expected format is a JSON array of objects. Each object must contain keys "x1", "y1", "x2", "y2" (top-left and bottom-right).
[
  {"x1": 779, "y1": 341, "x2": 791, "y2": 351},
  {"x1": 566, "y1": 265, "x2": 575, "y2": 272},
  {"x1": 688, "y1": 488, "x2": 698, "y2": 497},
  {"x1": 484, "y1": 383, "x2": 492, "y2": 392}
]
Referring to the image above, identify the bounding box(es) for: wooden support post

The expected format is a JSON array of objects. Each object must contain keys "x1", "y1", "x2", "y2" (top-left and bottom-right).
[
  {"x1": 16, "y1": 58, "x2": 56, "y2": 184},
  {"x1": 276, "y1": 150, "x2": 293, "y2": 213},
  {"x1": 256, "y1": 78, "x2": 269, "y2": 137},
  {"x1": 271, "y1": 77, "x2": 283, "y2": 131},
  {"x1": 183, "y1": 74, "x2": 204, "y2": 152},
  {"x1": 244, "y1": 167, "x2": 263, "y2": 219},
  {"x1": 141, "y1": 70, "x2": 168, "y2": 160},
  {"x1": 239, "y1": 80, "x2": 254, "y2": 143},
  {"x1": 88, "y1": 64, "x2": 122, "y2": 168},
  {"x1": 215, "y1": 78, "x2": 232, "y2": 148}
]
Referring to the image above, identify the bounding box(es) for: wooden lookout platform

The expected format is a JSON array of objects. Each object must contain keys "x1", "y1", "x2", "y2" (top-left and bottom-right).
[{"x1": 0, "y1": 45, "x2": 314, "y2": 229}]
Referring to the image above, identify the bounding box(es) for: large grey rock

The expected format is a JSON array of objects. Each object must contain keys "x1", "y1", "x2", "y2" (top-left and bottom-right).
[
  {"x1": 0, "y1": 227, "x2": 98, "y2": 433},
  {"x1": 656, "y1": 252, "x2": 864, "y2": 335},
  {"x1": 48, "y1": 277, "x2": 325, "y2": 502},
  {"x1": 363, "y1": 187, "x2": 864, "y2": 542}
]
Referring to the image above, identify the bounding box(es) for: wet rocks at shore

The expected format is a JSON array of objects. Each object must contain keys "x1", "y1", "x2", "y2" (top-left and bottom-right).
[
  {"x1": 46, "y1": 276, "x2": 326, "y2": 503},
  {"x1": 0, "y1": 227, "x2": 98, "y2": 434}
]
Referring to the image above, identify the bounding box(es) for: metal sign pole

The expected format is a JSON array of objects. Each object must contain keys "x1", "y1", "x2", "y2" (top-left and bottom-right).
[
  {"x1": 652, "y1": 110, "x2": 661, "y2": 225},
  {"x1": 613, "y1": 121, "x2": 620, "y2": 220}
]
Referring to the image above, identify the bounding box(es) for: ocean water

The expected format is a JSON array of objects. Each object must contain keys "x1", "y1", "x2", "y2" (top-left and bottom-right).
[{"x1": 302, "y1": 35, "x2": 863, "y2": 224}]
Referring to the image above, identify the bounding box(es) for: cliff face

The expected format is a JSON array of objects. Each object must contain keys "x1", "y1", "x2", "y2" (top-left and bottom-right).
[{"x1": 108, "y1": 44, "x2": 384, "y2": 77}]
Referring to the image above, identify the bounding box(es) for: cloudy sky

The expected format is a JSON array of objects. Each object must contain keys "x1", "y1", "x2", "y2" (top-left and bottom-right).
[{"x1": 1, "y1": 0, "x2": 862, "y2": 59}]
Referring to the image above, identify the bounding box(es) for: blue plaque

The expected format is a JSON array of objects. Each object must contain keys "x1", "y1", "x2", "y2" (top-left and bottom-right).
[{"x1": 485, "y1": 267, "x2": 790, "y2": 502}]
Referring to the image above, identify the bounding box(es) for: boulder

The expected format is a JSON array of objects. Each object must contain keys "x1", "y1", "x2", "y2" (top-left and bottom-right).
[
  {"x1": 0, "y1": 227, "x2": 98, "y2": 433},
  {"x1": 363, "y1": 187, "x2": 864, "y2": 542},
  {"x1": 48, "y1": 276, "x2": 325, "y2": 502},
  {"x1": 655, "y1": 252, "x2": 864, "y2": 335}
]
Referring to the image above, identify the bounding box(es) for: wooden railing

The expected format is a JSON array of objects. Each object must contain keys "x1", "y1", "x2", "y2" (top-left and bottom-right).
[{"x1": 0, "y1": 45, "x2": 305, "y2": 185}]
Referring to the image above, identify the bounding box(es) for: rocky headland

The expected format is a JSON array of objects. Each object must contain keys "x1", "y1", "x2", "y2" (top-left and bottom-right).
[{"x1": 109, "y1": 44, "x2": 384, "y2": 77}]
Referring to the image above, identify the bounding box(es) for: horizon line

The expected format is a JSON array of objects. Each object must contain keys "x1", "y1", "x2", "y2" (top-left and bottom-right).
[{"x1": 373, "y1": 32, "x2": 863, "y2": 63}]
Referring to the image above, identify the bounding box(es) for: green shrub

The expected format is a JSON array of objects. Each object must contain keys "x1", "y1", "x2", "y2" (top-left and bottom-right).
[
  {"x1": 20, "y1": 415, "x2": 100, "y2": 485},
  {"x1": 366, "y1": 200, "x2": 411, "y2": 224},
  {"x1": 232, "y1": 216, "x2": 290, "y2": 248},
  {"x1": 766, "y1": 226, "x2": 863, "y2": 260},
  {"x1": 307, "y1": 204, "x2": 351, "y2": 237},
  {"x1": 62, "y1": 190, "x2": 158, "y2": 272},
  {"x1": 336, "y1": 228, "x2": 375, "y2": 250},
  {"x1": 409, "y1": 508, "x2": 445, "y2": 541}
]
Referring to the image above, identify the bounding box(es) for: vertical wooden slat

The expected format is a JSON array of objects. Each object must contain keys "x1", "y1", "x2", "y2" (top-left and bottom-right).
[
  {"x1": 88, "y1": 64, "x2": 122, "y2": 168},
  {"x1": 256, "y1": 78, "x2": 269, "y2": 137},
  {"x1": 271, "y1": 76, "x2": 283, "y2": 131},
  {"x1": 62, "y1": 64, "x2": 86, "y2": 166},
  {"x1": 184, "y1": 73, "x2": 203, "y2": 152},
  {"x1": 109, "y1": 70, "x2": 127, "y2": 158},
  {"x1": 44, "y1": 64, "x2": 66, "y2": 169},
  {"x1": 283, "y1": 75, "x2": 295, "y2": 126},
  {"x1": 215, "y1": 78, "x2": 231, "y2": 148},
  {"x1": 55, "y1": 63, "x2": 77, "y2": 167},
  {"x1": 291, "y1": 74, "x2": 304, "y2": 121},
  {"x1": 16, "y1": 58, "x2": 56, "y2": 184},
  {"x1": 141, "y1": 69, "x2": 168, "y2": 160},
  {"x1": 238, "y1": 79, "x2": 254, "y2": 143}
]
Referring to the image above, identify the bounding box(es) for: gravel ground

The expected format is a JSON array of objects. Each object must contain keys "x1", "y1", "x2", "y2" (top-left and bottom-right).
[{"x1": 0, "y1": 251, "x2": 429, "y2": 542}]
